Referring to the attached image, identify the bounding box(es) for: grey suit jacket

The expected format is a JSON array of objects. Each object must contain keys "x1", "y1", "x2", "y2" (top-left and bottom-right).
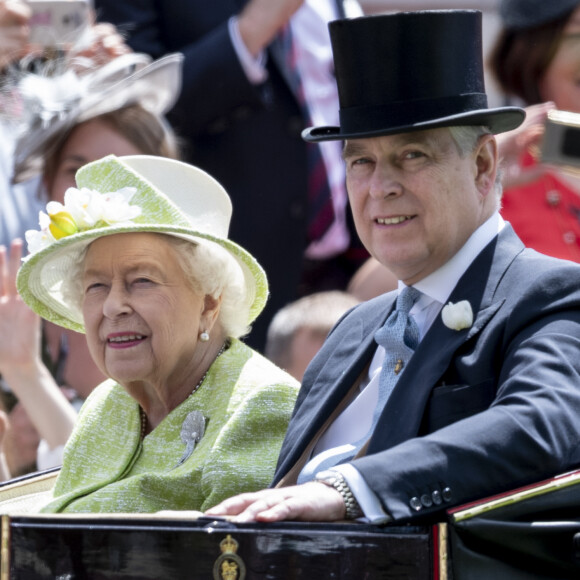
[{"x1": 273, "y1": 225, "x2": 580, "y2": 522}]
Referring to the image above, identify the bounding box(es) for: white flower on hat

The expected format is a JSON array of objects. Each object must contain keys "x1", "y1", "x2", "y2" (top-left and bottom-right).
[
  {"x1": 25, "y1": 212, "x2": 55, "y2": 255},
  {"x1": 24, "y1": 186, "x2": 141, "y2": 258},
  {"x1": 61, "y1": 186, "x2": 141, "y2": 229},
  {"x1": 441, "y1": 300, "x2": 473, "y2": 331}
]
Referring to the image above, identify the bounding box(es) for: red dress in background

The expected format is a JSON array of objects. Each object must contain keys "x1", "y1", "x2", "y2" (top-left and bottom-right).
[{"x1": 500, "y1": 152, "x2": 580, "y2": 262}]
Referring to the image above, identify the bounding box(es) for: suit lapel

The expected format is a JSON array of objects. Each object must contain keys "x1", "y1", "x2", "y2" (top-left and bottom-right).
[
  {"x1": 367, "y1": 226, "x2": 525, "y2": 452},
  {"x1": 274, "y1": 293, "x2": 397, "y2": 479},
  {"x1": 276, "y1": 226, "x2": 525, "y2": 479}
]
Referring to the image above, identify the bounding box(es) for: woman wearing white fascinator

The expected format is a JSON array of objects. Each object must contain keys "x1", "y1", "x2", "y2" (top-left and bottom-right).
[
  {"x1": 0, "y1": 1, "x2": 132, "y2": 248},
  {"x1": 0, "y1": 50, "x2": 185, "y2": 480},
  {"x1": 2, "y1": 153, "x2": 298, "y2": 514}
]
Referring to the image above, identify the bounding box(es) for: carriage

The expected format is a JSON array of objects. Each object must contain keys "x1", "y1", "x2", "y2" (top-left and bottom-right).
[{"x1": 1, "y1": 467, "x2": 579, "y2": 579}]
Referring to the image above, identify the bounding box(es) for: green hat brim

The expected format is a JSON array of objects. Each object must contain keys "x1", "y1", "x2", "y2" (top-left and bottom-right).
[{"x1": 17, "y1": 223, "x2": 268, "y2": 334}]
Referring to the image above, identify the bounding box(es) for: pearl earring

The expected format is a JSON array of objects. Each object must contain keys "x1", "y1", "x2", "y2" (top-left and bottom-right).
[{"x1": 200, "y1": 331, "x2": 210, "y2": 342}]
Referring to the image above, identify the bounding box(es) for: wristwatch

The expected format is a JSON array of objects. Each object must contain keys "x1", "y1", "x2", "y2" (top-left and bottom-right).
[{"x1": 314, "y1": 470, "x2": 364, "y2": 520}]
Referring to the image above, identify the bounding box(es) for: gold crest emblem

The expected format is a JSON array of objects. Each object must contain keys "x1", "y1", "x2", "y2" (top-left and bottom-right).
[{"x1": 213, "y1": 534, "x2": 246, "y2": 580}]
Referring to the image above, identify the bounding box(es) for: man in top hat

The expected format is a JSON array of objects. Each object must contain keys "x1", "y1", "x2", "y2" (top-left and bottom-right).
[{"x1": 207, "y1": 10, "x2": 580, "y2": 524}]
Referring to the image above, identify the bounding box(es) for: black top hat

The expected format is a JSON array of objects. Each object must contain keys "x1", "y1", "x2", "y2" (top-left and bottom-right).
[
  {"x1": 499, "y1": 0, "x2": 578, "y2": 31},
  {"x1": 303, "y1": 10, "x2": 525, "y2": 143}
]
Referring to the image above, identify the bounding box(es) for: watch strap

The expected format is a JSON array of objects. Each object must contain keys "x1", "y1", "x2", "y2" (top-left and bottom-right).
[{"x1": 316, "y1": 470, "x2": 363, "y2": 520}]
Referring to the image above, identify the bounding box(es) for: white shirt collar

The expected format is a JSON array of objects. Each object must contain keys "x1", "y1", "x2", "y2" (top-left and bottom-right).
[{"x1": 402, "y1": 212, "x2": 505, "y2": 306}]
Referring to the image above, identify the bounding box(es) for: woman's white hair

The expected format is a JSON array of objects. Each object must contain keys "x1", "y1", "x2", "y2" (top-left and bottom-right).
[
  {"x1": 168, "y1": 236, "x2": 250, "y2": 338},
  {"x1": 61, "y1": 233, "x2": 251, "y2": 339}
]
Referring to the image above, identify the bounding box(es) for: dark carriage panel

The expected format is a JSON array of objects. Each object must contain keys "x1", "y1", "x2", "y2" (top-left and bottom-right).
[
  {"x1": 2, "y1": 515, "x2": 436, "y2": 579},
  {"x1": 447, "y1": 469, "x2": 580, "y2": 580}
]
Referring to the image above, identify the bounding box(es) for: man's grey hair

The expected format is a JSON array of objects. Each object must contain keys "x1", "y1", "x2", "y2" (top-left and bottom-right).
[
  {"x1": 448, "y1": 125, "x2": 503, "y2": 201},
  {"x1": 61, "y1": 234, "x2": 251, "y2": 339}
]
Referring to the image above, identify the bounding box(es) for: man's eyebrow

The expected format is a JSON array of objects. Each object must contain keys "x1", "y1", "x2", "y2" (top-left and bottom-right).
[
  {"x1": 342, "y1": 141, "x2": 369, "y2": 160},
  {"x1": 342, "y1": 131, "x2": 437, "y2": 160}
]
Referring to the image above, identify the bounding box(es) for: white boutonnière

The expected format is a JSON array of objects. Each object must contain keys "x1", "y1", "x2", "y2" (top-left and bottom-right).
[{"x1": 441, "y1": 300, "x2": 473, "y2": 331}]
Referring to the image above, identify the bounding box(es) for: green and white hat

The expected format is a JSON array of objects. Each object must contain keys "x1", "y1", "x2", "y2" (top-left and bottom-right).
[{"x1": 16, "y1": 154, "x2": 269, "y2": 333}]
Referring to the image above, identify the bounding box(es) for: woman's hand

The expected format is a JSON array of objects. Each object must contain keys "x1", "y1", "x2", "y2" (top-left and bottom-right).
[
  {"x1": 0, "y1": 239, "x2": 77, "y2": 449},
  {"x1": 72, "y1": 21, "x2": 132, "y2": 66},
  {"x1": 497, "y1": 101, "x2": 556, "y2": 189},
  {"x1": 0, "y1": 239, "x2": 41, "y2": 375},
  {"x1": 0, "y1": 0, "x2": 32, "y2": 69},
  {"x1": 205, "y1": 482, "x2": 346, "y2": 522}
]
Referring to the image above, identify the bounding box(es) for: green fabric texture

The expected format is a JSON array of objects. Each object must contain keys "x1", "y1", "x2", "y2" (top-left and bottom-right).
[
  {"x1": 40, "y1": 339, "x2": 299, "y2": 513},
  {"x1": 77, "y1": 151, "x2": 192, "y2": 228}
]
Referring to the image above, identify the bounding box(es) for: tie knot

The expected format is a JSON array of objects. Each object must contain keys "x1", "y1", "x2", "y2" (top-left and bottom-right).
[
  {"x1": 396, "y1": 286, "x2": 421, "y2": 315},
  {"x1": 374, "y1": 286, "x2": 422, "y2": 353}
]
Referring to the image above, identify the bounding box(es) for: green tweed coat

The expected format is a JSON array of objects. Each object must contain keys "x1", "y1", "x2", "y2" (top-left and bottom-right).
[{"x1": 40, "y1": 339, "x2": 299, "y2": 513}]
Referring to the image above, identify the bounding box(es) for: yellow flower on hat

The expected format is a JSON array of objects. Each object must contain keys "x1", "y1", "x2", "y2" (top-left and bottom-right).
[
  {"x1": 48, "y1": 210, "x2": 78, "y2": 240},
  {"x1": 24, "y1": 186, "x2": 141, "y2": 258}
]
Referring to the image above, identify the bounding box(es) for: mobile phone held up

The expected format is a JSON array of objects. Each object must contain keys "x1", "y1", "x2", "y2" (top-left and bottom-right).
[
  {"x1": 27, "y1": 1, "x2": 91, "y2": 47},
  {"x1": 541, "y1": 109, "x2": 580, "y2": 171}
]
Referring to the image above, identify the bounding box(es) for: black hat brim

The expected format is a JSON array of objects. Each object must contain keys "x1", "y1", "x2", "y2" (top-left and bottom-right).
[{"x1": 303, "y1": 106, "x2": 525, "y2": 143}]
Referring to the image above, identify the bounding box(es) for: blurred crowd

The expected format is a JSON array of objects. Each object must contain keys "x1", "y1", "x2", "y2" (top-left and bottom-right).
[{"x1": 0, "y1": 0, "x2": 579, "y2": 483}]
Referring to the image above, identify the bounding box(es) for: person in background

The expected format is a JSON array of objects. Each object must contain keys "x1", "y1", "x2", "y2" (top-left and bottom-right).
[
  {"x1": 489, "y1": 0, "x2": 580, "y2": 261},
  {"x1": 91, "y1": 0, "x2": 368, "y2": 352},
  {"x1": 265, "y1": 291, "x2": 360, "y2": 381},
  {"x1": 0, "y1": 0, "x2": 43, "y2": 247},
  {"x1": 0, "y1": 0, "x2": 130, "y2": 247},
  {"x1": 346, "y1": 257, "x2": 398, "y2": 302},
  {"x1": 207, "y1": 10, "x2": 580, "y2": 526},
  {"x1": 1, "y1": 153, "x2": 298, "y2": 514},
  {"x1": 0, "y1": 53, "x2": 183, "y2": 478},
  {"x1": 0, "y1": 239, "x2": 77, "y2": 479}
]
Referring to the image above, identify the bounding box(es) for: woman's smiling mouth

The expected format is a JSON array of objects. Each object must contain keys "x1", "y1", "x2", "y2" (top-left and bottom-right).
[{"x1": 107, "y1": 333, "x2": 147, "y2": 347}]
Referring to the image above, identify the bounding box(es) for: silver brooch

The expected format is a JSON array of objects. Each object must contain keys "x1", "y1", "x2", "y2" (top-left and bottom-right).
[{"x1": 173, "y1": 410, "x2": 206, "y2": 468}]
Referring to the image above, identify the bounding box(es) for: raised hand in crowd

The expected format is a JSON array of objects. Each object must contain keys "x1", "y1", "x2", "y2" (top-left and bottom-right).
[
  {"x1": 237, "y1": 0, "x2": 304, "y2": 56},
  {"x1": 0, "y1": 239, "x2": 41, "y2": 376},
  {"x1": 0, "y1": 0, "x2": 31, "y2": 69},
  {"x1": 496, "y1": 101, "x2": 556, "y2": 190},
  {"x1": 0, "y1": 239, "x2": 76, "y2": 468},
  {"x1": 72, "y1": 21, "x2": 132, "y2": 65}
]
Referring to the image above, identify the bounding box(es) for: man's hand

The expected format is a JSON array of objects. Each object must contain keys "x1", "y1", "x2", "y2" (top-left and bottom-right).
[
  {"x1": 237, "y1": 0, "x2": 304, "y2": 57},
  {"x1": 205, "y1": 482, "x2": 346, "y2": 523}
]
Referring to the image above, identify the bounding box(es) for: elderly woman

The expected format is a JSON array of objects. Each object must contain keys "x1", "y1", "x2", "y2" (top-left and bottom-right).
[
  {"x1": 0, "y1": 52, "x2": 183, "y2": 479},
  {"x1": 11, "y1": 153, "x2": 299, "y2": 513}
]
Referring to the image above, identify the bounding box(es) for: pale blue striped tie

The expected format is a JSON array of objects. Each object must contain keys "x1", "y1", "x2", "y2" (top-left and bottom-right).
[
  {"x1": 297, "y1": 286, "x2": 421, "y2": 483},
  {"x1": 373, "y1": 285, "x2": 421, "y2": 401}
]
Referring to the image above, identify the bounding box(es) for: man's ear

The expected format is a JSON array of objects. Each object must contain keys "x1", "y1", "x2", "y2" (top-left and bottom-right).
[{"x1": 474, "y1": 134, "x2": 498, "y2": 197}]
